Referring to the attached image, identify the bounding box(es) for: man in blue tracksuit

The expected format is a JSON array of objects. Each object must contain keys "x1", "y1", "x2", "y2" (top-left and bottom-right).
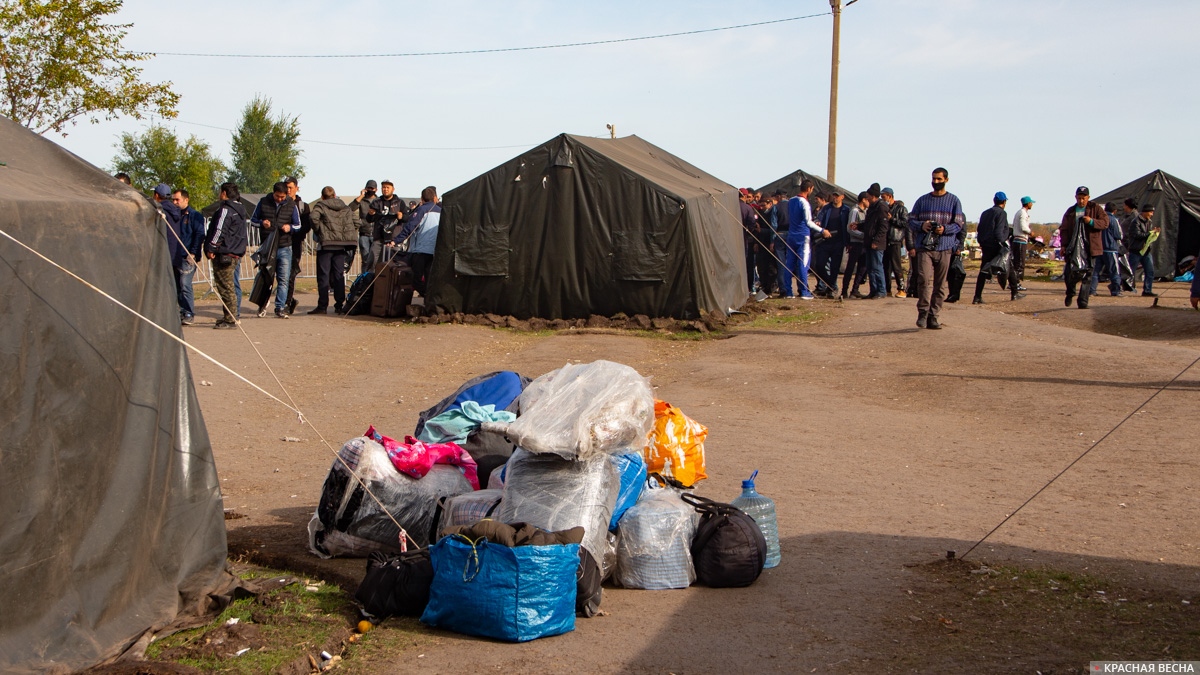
[{"x1": 782, "y1": 179, "x2": 829, "y2": 300}]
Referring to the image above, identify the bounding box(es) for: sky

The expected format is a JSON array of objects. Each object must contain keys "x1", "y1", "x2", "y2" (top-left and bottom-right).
[{"x1": 45, "y1": 0, "x2": 1200, "y2": 220}]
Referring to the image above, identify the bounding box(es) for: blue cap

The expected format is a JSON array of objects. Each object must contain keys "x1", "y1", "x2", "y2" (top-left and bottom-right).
[
  {"x1": 994, "y1": 191, "x2": 1008, "y2": 202},
  {"x1": 1021, "y1": 196, "x2": 1034, "y2": 206},
  {"x1": 742, "y1": 469, "x2": 759, "y2": 489},
  {"x1": 153, "y1": 183, "x2": 172, "y2": 198}
]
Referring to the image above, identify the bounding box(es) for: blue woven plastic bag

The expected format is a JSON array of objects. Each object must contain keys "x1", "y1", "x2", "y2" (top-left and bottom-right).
[
  {"x1": 609, "y1": 452, "x2": 647, "y2": 530},
  {"x1": 420, "y1": 536, "x2": 578, "y2": 642}
]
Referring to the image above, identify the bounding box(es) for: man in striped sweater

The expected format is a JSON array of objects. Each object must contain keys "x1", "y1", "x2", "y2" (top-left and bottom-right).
[{"x1": 907, "y1": 167, "x2": 965, "y2": 329}]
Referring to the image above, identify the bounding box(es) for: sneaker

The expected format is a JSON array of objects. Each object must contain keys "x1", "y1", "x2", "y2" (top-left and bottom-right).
[
  {"x1": 798, "y1": 294, "x2": 815, "y2": 301},
  {"x1": 334, "y1": 303, "x2": 345, "y2": 314},
  {"x1": 895, "y1": 290, "x2": 907, "y2": 298},
  {"x1": 972, "y1": 297, "x2": 983, "y2": 305},
  {"x1": 275, "y1": 309, "x2": 289, "y2": 319},
  {"x1": 850, "y1": 291, "x2": 866, "y2": 299},
  {"x1": 927, "y1": 315, "x2": 942, "y2": 329},
  {"x1": 257, "y1": 307, "x2": 267, "y2": 318},
  {"x1": 181, "y1": 314, "x2": 194, "y2": 325},
  {"x1": 213, "y1": 320, "x2": 237, "y2": 330},
  {"x1": 916, "y1": 311, "x2": 928, "y2": 329},
  {"x1": 1142, "y1": 291, "x2": 1158, "y2": 297},
  {"x1": 1017, "y1": 285, "x2": 1028, "y2": 291},
  {"x1": 307, "y1": 306, "x2": 328, "y2": 315},
  {"x1": 1064, "y1": 294, "x2": 1074, "y2": 307},
  {"x1": 1111, "y1": 292, "x2": 1125, "y2": 297},
  {"x1": 1011, "y1": 292, "x2": 1026, "y2": 300}
]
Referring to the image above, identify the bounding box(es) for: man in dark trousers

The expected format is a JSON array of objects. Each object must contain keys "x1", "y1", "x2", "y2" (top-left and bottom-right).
[
  {"x1": 972, "y1": 192, "x2": 1022, "y2": 303},
  {"x1": 350, "y1": 180, "x2": 378, "y2": 271},
  {"x1": 1124, "y1": 202, "x2": 1159, "y2": 297},
  {"x1": 172, "y1": 189, "x2": 207, "y2": 325},
  {"x1": 814, "y1": 191, "x2": 848, "y2": 298},
  {"x1": 862, "y1": 183, "x2": 890, "y2": 299},
  {"x1": 770, "y1": 190, "x2": 791, "y2": 296},
  {"x1": 1059, "y1": 186, "x2": 1110, "y2": 310},
  {"x1": 369, "y1": 179, "x2": 408, "y2": 268},
  {"x1": 204, "y1": 182, "x2": 249, "y2": 329},
  {"x1": 152, "y1": 183, "x2": 189, "y2": 322},
  {"x1": 250, "y1": 182, "x2": 301, "y2": 318},
  {"x1": 882, "y1": 188, "x2": 910, "y2": 297},
  {"x1": 283, "y1": 176, "x2": 311, "y2": 314}
]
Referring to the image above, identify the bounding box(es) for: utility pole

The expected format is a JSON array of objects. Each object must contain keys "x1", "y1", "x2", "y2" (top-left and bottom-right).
[{"x1": 827, "y1": 0, "x2": 857, "y2": 183}]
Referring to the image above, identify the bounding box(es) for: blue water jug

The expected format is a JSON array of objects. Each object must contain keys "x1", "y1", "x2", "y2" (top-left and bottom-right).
[{"x1": 730, "y1": 470, "x2": 780, "y2": 568}]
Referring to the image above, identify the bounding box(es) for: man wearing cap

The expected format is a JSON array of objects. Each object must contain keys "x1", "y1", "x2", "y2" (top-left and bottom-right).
[
  {"x1": 1123, "y1": 203, "x2": 1159, "y2": 297},
  {"x1": 908, "y1": 167, "x2": 965, "y2": 329},
  {"x1": 1011, "y1": 196, "x2": 1035, "y2": 287},
  {"x1": 369, "y1": 180, "x2": 408, "y2": 268},
  {"x1": 351, "y1": 180, "x2": 379, "y2": 270},
  {"x1": 972, "y1": 192, "x2": 1022, "y2": 304},
  {"x1": 882, "y1": 188, "x2": 910, "y2": 298},
  {"x1": 172, "y1": 189, "x2": 207, "y2": 325},
  {"x1": 861, "y1": 183, "x2": 890, "y2": 299},
  {"x1": 1059, "y1": 186, "x2": 1109, "y2": 309}
]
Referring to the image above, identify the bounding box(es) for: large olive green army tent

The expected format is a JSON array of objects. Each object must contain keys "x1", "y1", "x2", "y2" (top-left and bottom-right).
[
  {"x1": 0, "y1": 116, "x2": 233, "y2": 672},
  {"x1": 426, "y1": 133, "x2": 747, "y2": 319},
  {"x1": 1092, "y1": 169, "x2": 1200, "y2": 276}
]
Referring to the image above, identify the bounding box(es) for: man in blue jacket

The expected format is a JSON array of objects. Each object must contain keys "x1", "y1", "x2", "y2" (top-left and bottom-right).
[
  {"x1": 151, "y1": 183, "x2": 190, "y2": 323},
  {"x1": 1089, "y1": 202, "x2": 1124, "y2": 297},
  {"x1": 172, "y1": 189, "x2": 206, "y2": 325},
  {"x1": 813, "y1": 191, "x2": 849, "y2": 298},
  {"x1": 783, "y1": 179, "x2": 829, "y2": 300}
]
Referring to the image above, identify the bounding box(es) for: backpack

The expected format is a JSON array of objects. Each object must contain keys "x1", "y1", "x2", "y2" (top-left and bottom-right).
[
  {"x1": 681, "y1": 493, "x2": 766, "y2": 588},
  {"x1": 354, "y1": 548, "x2": 434, "y2": 618},
  {"x1": 345, "y1": 270, "x2": 375, "y2": 315}
]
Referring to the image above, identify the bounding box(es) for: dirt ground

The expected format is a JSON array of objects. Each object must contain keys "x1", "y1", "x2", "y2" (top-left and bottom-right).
[{"x1": 182, "y1": 279, "x2": 1200, "y2": 674}]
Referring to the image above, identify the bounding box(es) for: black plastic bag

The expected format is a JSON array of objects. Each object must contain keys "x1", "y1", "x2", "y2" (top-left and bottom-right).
[
  {"x1": 681, "y1": 494, "x2": 766, "y2": 588},
  {"x1": 355, "y1": 549, "x2": 433, "y2": 618}
]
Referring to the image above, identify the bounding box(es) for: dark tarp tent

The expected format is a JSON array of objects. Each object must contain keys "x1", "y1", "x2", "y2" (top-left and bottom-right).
[
  {"x1": 0, "y1": 117, "x2": 234, "y2": 673},
  {"x1": 1092, "y1": 170, "x2": 1200, "y2": 276},
  {"x1": 757, "y1": 168, "x2": 857, "y2": 202},
  {"x1": 426, "y1": 133, "x2": 746, "y2": 320}
]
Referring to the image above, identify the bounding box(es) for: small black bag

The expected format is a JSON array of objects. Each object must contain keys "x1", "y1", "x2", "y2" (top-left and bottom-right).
[
  {"x1": 681, "y1": 493, "x2": 766, "y2": 588},
  {"x1": 354, "y1": 549, "x2": 434, "y2": 619}
]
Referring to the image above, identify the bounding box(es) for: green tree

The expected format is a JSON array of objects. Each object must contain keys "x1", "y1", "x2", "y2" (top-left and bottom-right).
[
  {"x1": 0, "y1": 0, "x2": 178, "y2": 134},
  {"x1": 111, "y1": 125, "x2": 226, "y2": 209},
  {"x1": 229, "y1": 95, "x2": 303, "y2": 193}
]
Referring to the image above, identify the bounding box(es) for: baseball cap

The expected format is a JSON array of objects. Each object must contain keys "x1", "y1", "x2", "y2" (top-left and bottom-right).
[
  {"x1": 1020, "y1": 196, "x2": 1035, "y2": 206},
  {"x1": 381, "y1": 179, "x2": 394, "y2": 186},
  {"x1": 882, "y1": 187, "x2": 895, "y2": 196},
  {"x1": 153, "y1": 183, "x2": 171, "y2": 198},
  {"x1": 994, "y1": 191, "x2": 1008, "y2": 202},
  {"x1": 738, "y1": 188, "x2": 752, "y2": 197},
  {"x1": 1141, "y1": 203, "x2": 1156, "y2": 212},
  {"x1": 1076, "y1": 186, "x2": 1090, "y2": 196},
  {"x1": 364, "y1": 180, "x2": 378, "y2": 189}
]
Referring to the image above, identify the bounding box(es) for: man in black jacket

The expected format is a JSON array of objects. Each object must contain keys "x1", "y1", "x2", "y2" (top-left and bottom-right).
[
  {"x1": 972, "y1": 192, "x2": 1023, "y2": 303},
  {"x1": 204, "y1": 182, "x2": 249, "y2": 328},
  {"x1": 250, "y1": 182, "x2": 301, "y2": 318},
  {"x1": 813, "y1": 192, "x2": 848, "y2": 297},
  {"x1": 862, "y1": 184, "x2": 890, "y2": 299},
  {"x1": 882, "y1": 188, "x2": 910, "y2": 297},
  {"x1": 369, "y1": 179, "x2": 408, "y2": 268},
  {"x1": 283, "y1": 176, "x2": 311, "y2": 314}
]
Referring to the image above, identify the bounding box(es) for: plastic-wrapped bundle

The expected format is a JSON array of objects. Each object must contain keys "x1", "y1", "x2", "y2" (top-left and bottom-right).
[
  {"x1": 496, "y1": 449, "x2": 619, "y2": 574},
  {"x1": 308, "y1": 437, "x2": 473, "y2": 558},
  {"x1": 614, "y1": 485, "x2": 698, "y2": 590},
  {"x1": 439, "y1": 489, "x2": 504, "y2": 531},
  {"x1": 489, "y1": 361, "x2": 654, "y2": 461}
]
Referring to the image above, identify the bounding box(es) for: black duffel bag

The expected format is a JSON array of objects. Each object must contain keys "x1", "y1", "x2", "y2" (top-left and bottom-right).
[
  {"x1": 354, "y1": 548, "x2": 434, "y2": 618},
  {"x1": 681, "y1": 493, "x2": 766, "y2": 588}
]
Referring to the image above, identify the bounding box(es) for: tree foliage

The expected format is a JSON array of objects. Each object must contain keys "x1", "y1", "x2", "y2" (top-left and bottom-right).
[
  {"x1": 229, "y1": 95, "x2": 303, "y2": 193},
  {"x1": 111, "y1": 125, "x2": 226, "y2": 208},
  {"x1": 0, "y1": 0, "x2": 178, "y2": 134}
]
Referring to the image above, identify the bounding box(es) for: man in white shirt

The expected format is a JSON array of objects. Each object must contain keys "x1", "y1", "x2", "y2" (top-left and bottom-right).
[{"x1": 1011, "y1": 196, "x2": 1034, "y2": 287}]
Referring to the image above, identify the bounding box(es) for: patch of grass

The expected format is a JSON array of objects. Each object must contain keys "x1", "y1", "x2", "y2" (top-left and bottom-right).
[
  {"x1": 740, "y1": 311, "x2": 827, "y2": 329},
  {"x1": 146, "y1": 568, "x2": 363, "y2": 675}
]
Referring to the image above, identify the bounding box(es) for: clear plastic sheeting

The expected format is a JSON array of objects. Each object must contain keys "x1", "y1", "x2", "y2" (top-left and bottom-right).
[
  {"x1": 497, "y1": 449, "x2": 620, "y2": 572},
  {"x1": 492, "y1": 360, "x2": 655, "y2": 461},
  {"x1": 308, "y1": 437, "x2": 473, "y2": 558},
  {"x1": 614, "y1": 485, "x2": 698, "y2": 590}
]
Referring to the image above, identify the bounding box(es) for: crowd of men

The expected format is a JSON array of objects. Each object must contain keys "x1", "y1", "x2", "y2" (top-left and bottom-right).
[
  {"x1": 128, "y1": 173, "x2": 442, "y2": 329},
  {"x1": 739, "y1": 168, "x2": 1198, "y2": 328}
]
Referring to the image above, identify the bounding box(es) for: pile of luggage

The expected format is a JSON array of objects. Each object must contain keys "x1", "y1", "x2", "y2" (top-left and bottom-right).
[{"x1": 308, "y1": 360, "x2": 774, "y2": 642}]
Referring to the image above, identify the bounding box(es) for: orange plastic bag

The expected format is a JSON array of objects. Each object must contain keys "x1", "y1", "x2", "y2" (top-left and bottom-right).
[{"x1": 643, "y1": 400, "x2": 707, "y2": 487}]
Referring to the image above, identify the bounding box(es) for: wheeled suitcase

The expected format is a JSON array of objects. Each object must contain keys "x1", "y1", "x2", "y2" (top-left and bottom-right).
[{"x1": 371, "y1": 249, "x2": 415, "y2": 318}]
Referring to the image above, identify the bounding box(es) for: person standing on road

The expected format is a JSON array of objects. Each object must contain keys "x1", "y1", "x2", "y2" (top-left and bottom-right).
[
  {"x1": 1011, "y1": 196, "x2": 1034, "y2": 288},
  {"x1": 282, "y1": 177, "x2": 311, "y2": 314},
  {"x1": 784, "y1": 179, "x2": 829, "y2": 300},
  {"x1": 1059, "y1": 186, "x2": 1110, "y2": 310},
  {"x1": 250, "y1": 182, "x2": 301, "y2": 318},
  {"x1": 152, "y1": 183, "x2": 190, "y2": 322},
  {"x1": 1124, "y1": 203, "x2": 1159, "y2": 297},
  {"x1": 204, "y1": 182, "x2": 248, "y2": 328},
  {"x1": 814, "y1": 191, "x2": 849, "y2": 298},
  {"x1": 1089, "y1": 202, "x2": 1124, "y2": 298},
  {"x1": 882, "y1": 188, "x2": 909, "y2": 298},
  {"x1": 309, "y1": 186, "x2": 360, "y2": 314},
  {"x1": 350, "y1": 180, "x2": 378, "y2": 271},
  {"x1": 172, "y1": 189, "x2": 207, "y2": 325},
  {"x1": 862, "y1": 184, "x2": 890, "y2": 299},
  {"x1": 396, "y1": 186, "x2": 443, "y2": 296},
  {"x1": 972, "y1": 192, "x2": 1022, "y2": 304},
  {"x1": 908, "y1": 167, "x2": 965, "y2": 329},
  {"x1": 771, "y1": 190, "x2": 792, "y2": 296},
  {"x1": 843, "y1": 192, "x2": 869, "y2": 299}
]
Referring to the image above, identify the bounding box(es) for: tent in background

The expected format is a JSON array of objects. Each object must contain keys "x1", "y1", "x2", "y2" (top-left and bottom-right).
[
  {"x1": 0, "y1": 116, "x2": 234, "y2": 672},
  {"x1": 427, "y1": 133, "x2": 746, "y2": 319},
  {"x1": 757, "y1": 168, "x2": 857, "y2": 202},
  {"x1": 1092, "y1": 170, "x2": 1200, "y2": 276}
]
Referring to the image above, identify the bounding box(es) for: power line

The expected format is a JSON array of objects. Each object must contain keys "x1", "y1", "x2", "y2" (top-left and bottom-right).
[
  {"x1": 172, "y1": 119, "x2": 533, "y2": 151},
  {"x1": 131, "y1": 12, "x2": 830, "y2": 59}
]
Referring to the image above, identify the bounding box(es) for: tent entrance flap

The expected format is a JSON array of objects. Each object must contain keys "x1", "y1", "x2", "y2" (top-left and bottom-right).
[{"x1": 454, "y1": 218, "x2": 510, "y2": 276}]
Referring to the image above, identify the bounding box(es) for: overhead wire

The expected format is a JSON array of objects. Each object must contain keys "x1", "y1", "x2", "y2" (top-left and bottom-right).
[
  {"x1": 132, "y1": 12, "x2": 831, "y2": 59},
  {"x1": 171, "y1": 119, "x2": 534, "y2": 152}
]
